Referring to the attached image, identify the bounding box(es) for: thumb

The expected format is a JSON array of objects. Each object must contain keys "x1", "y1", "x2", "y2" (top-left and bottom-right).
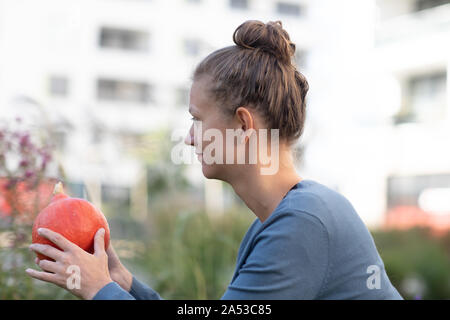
[{"x1": 94, "y1": 228, "x2": 106, "y2": 256}]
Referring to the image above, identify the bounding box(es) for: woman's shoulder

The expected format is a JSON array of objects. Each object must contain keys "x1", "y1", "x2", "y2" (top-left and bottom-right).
[
  {"x1": 253, "y1": 178, "x2": 370, "y2": 248},
  {"x1": 274, "y1": 179, "x2": 366, "y2": 235},
  {"x1": 289, "y1": 179, "x2": 353, "y2": 210}
]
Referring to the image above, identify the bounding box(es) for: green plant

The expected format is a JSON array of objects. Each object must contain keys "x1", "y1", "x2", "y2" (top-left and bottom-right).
[
  {"x1": 372, "y1": 227, "x2": 450, "y2": 299},
  {"x1": 0, "y1": 118, "x2": 74, "y2": 299},
  {"x1": 133, "y1": 204, "x2": 254, "y2": 299}
]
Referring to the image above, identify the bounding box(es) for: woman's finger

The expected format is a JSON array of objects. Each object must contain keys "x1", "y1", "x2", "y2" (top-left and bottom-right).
[
  {"x1": 25, "y1": 268, "x2": 59, "y2": 284},
  {"x1": 29, "y1": 243, "x2": 64, "y2": 261},
  {"x1": 94, "y1": 228, "x2": 106, "y2": 257},
  {"x1": 38, "y1": 259, "x2": 61, "y2": 274},
  {"x1": 37, "y1": 228, "x2": 77, "y2": 252},
  {"x1": 105, "y1": 242, "x2": 115, "y2": 256}
]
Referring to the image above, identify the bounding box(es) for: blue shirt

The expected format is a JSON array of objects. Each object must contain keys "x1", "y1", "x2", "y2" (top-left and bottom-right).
[{"x1": 93, "y1": 179, "x2": 403, "y2": 300}]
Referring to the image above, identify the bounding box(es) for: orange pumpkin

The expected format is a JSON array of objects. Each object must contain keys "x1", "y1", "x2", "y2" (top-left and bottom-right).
[{"x1": 32, "y1": 182, "x2": 110, "y2": 261}]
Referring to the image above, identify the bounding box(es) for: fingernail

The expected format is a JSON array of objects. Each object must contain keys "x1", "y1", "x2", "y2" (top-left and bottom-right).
[{"x1": 38, "y1": 228, "x2": 43, "y2": 234}]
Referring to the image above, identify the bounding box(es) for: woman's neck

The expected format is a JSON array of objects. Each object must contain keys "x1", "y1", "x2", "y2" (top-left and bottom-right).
[{"x1": 228, "y1": 155, "x2": 302, "y2": 223}]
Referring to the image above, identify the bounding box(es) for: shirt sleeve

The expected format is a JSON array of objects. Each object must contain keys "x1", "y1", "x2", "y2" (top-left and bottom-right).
[
  {"x1": 92, "y1": 277, "x2": 163, "y2": 300},
  {"x1": 92, "y1": 281, "x2": 135, "y2": 300},
  {"x1": 129, "y1": 276, "x2": 163, "y2": 300},
  {"x1": 221, "y1": 211, "x2": 330, "y2": 300}
]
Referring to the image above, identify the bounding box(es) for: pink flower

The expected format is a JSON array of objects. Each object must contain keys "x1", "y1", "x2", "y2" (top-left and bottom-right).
[
  {"x1": 19, "y1": 159, "x2": 29, "y2": 167},
  {"x1": 19, "y1": 134, "x2": 31, "y2": 149},
  {"x1": 4, "y1": 178, "x2": 18, "y2": 190},
  {"x1": 25, "y1": 170, "x2": 35, "y2": 179}
]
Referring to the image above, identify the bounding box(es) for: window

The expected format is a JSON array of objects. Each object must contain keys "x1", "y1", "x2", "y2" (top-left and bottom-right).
[
  {"x1": 387, "y1": 174, "x2": 450, "y2": 209},
  {"x1": 386, "y1": 174, "x2": 450, "y2": 231},
  {"x1": 51, "y1": 130, "x2": 67, "y2": 151},
  {"x1": 101, "y1": 184, "x2": 131, "y2": 216},
  {"x1": 119, "y1": 132, "x2": 143, "y2": 149},
  {"x1": 415, "y1": 0, "x2": 450, "y2": 11},
  {"x1": 276, "y1": 2, "x2": 303, "y2": 17},
  {"x1": 97, "y1": 78, "x2": 152, "y2": 104},
  {"x1": 49, "y1": 76, "x2": 69, "y2": 97},
  {"x1": 183, "y1": 38, "x2": 201, "y2": 57},
  {"x1": 91, "y1": 121, "x2": 106, "y2": 144},
  {"x1": 395, "y1": 71, "x2": 447, "y2": 123},
  {"x1": 65, "y1": 182, "x2": 86, "y2": 199},
  {"x1": 294, "y1": 49, "x2": 308, "y2": 68},
  {"x1": 229, "y1": 0, "x2": 248, "y2": 9},
  {"x1": 99, "y1": 27, "x2": 149, "y2": 52},
  {"x1": 176, "y1": 87, "x2": 190, "y2": 106}
]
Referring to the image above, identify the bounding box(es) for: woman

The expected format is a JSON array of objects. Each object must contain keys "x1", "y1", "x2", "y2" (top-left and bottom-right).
[{"x1": 26, "y1": 20, "x2": 403, "y2": 300}]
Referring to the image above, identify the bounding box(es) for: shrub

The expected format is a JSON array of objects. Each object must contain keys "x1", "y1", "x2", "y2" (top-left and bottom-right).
[{"x1": 372, "y1": 227, "x2": 450, "y2": 299}]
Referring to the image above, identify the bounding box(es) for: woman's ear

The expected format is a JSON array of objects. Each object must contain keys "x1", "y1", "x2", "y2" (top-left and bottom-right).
[{"x1": 235, "y1": 106, "x2": 254, "y2": 131}]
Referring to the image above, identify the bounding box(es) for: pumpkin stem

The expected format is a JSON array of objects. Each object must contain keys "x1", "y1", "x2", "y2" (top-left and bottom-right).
[{"x1": 53, "y1": 182, "x2": 64, "y2": 195}]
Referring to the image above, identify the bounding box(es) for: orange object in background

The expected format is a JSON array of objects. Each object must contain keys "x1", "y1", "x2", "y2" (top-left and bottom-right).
[
  {"x1": 385, "y1": 205, "x2": 450, "y2": 236},
  {"x1": 0, "y1": 177, "x2": 58, "y2": 224}
]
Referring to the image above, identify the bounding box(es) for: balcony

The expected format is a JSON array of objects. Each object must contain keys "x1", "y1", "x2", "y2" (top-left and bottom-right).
[{"x1": 375, "y1": 3, "x2": 450, "y2": 45}]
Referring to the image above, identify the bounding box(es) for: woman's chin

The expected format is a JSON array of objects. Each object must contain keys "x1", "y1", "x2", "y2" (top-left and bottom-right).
[
  {"x1": 201, "y1": 164, "x2": 216, "y2": 179},
  {"x1": 201, "y1": 163, "x2": 227, "y2": 181}
]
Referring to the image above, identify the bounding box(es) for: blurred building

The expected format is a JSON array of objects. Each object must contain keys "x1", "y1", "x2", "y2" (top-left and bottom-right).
[
  {"x1": 1, "y1": 0, "x2": 447, "y2": 230},
  {"x1": 374, "y1": 0, "x2": 450, "y2": 232},
  {"x1": 0, "y1": 0, "x2": 313, "y2": 220},
  {"x1": 302, "y1": 0, "x2": 450, "y2": 230}
]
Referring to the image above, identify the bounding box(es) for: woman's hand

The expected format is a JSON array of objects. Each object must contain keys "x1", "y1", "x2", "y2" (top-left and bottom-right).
[
  {"x1": 26, "y1": 228, "x2": 113, "y2": 300},
  {"x1": 105, "y1": 243, "x2": 133, "y2": 292}
]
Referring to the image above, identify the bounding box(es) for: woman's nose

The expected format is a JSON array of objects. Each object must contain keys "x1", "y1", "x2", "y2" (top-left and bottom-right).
[
  {"x1": 184, "y1": 134, "x2": 193, "y2": 146},
  {"x1": 184, "y1": 125, "x2": 194, "y2": 146}
]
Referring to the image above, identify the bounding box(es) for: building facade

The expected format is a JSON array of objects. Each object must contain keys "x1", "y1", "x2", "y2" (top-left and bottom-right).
[
  {"x1": 0, "y1": 0, "x2": 313, "y2": 219},
  {"x1": 1, "y1": 0, "x2": 447, "y2": 230}
]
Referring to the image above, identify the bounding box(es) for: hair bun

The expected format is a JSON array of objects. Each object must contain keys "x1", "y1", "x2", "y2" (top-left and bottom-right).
[{"x1": 233, "y1": 20, "x2": 295, "y2": 64}]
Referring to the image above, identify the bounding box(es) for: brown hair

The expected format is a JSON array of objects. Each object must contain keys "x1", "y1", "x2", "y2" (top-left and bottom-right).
[{"x1": 193, "y1": 20, "x2": 309, "y2": 144}]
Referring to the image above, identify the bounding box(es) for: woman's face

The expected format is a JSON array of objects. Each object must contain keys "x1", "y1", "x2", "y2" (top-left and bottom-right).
[{"x1": 184, "y1": 76, "x2": 244, "y2": 181}]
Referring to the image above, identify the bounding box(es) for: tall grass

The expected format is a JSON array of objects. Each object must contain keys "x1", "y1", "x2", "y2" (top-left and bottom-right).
[{"x1": 128, "y1": 203, "x2": 254, "y2": 299}]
